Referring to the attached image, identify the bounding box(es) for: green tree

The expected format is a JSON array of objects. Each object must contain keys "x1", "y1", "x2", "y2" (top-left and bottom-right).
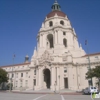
[
  {"x1": 0, "y1": 68, "x2": 9, "y2": 84},
  {"x1": 86, "y1": 66, "x2": 100, "y2": 89}
]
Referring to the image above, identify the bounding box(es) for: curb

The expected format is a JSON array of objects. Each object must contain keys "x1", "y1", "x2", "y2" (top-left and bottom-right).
[
  {"x1": 12, "y1": 91, "x2": 83, "y2": 95},
  {"x1": 0, "y1": 90, "x2": 83, "y2": 95}
]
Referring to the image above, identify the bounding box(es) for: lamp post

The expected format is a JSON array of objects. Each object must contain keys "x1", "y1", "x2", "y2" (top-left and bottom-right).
[
  {"x1": 10, "y1": 54, "x2": 15, "y2": 91},
  {"x1": 58, "y1": 75, "x2": 60, "y2": 93},
  {"x1": 10, "y1": 78, "x2": 12, "y2": 92},
  {"x1": 85, "y1": 40, "x2": 93, "y2": 86}
]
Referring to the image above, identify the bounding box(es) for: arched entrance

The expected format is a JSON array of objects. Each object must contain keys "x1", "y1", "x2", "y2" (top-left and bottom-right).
[{"x1": 43, "y1": 69, "x2": 51, "y2": 89}]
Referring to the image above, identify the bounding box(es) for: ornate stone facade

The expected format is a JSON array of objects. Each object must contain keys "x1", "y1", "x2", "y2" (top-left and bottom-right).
[{"x1": 1, "y1": 1, "x2": 100, "y2": 91}]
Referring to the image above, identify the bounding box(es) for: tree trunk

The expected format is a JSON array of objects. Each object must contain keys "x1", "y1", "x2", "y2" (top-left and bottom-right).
[{"x1": 98, "y1": 78, "x2": 100, "y2": 91}]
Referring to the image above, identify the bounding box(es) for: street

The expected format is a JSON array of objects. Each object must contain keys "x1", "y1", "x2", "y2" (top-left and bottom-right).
[{"x1": 0, "y1": 92, "x2": 97, "y2": 100}]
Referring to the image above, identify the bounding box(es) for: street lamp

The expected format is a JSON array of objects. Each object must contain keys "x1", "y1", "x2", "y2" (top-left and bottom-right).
[
  {"x1": 85, "y1": 40, "x2": 93, "y2": 86},
  {"x1": 58, "y1": 75, "x2": 60, "y2": 93},
  {"x1": 10, "y1": 54, "x2": 15, "y2": 91}
]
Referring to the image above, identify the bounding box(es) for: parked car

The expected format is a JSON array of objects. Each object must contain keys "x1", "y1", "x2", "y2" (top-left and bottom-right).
[{"x1": 83, "y1": 86, "x2": 98, "y2": 94}]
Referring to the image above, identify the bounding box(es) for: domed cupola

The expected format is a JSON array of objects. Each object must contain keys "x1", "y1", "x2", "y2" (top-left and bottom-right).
[
  {"x1": 51, "y1": 0, "x2": 61, "y2": 11},
  {"x1": 47, "y1": 0, "x2": 66, "y2": 18}
]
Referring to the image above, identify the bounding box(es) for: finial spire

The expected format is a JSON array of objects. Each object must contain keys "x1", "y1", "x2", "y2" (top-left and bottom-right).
[
  {"x1": 52, "y1": 0, "x2": 61, "y2": 11},
  {"x1": 55, "y1": 0, "x2": 57, "y2": 2}
]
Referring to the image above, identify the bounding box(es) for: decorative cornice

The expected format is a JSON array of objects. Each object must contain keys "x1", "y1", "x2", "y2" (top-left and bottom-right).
[
  {"x1": 7, "y1": 69, "x2": 30, "y2": 73},
  {"x1": 39, "y1": 26, "x2": 72, "y2": 33},
  {"x1": 0, "y1": 62, "x2": 30, "y2": 68},
  {"x1": 82, "y1": 52, "x2": 100, "y2": 57},
  {"x1": 75, "y1": 61, "x2": 100, "y2": 66}
]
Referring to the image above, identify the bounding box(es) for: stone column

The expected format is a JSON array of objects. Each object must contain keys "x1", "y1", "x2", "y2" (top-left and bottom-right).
[
  {"x1": 40, "y1": 35, "x2": 42, "y2": 47},
  {"x1": 43, "y1": 35, "x2": 46, "y2": 48},
  {"x1": 36, "y1": 68, "x2": 39, "y2": 86},
  {"x1": 40, "y1": 34, "x2": 43, "y2": 47},
  {"x1": 55, "y1": 67, "x2": 57, "y2": 86},
  {"x1": 54, "y1": 30, "x2": 58, "y2": 44},
  {"x1": 41, "y1": 35, "x2": 43, "y2": 47},
  {"x1": 50, "y1": 67, "x2": 52, "y2": 89},
  {"x1": 57, "y1": 67, "x2": 60, "y2": 91},
  {"x1": 38, "y1": 68, "x2": 42, "y2": 89},
  {"x1": 51, "y1": 67, "x2": 56, "y2": 91},
  {"x1": 58, "y1": 30, "x2": 63, "y2": 45}
]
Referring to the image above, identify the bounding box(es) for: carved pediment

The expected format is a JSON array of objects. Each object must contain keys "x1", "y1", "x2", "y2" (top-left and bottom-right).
[
  {"x1": 63, "y1": 56, "x2": 67, "y2": 61},
  {"x1": 38, "y1": 50, "x2": 54, "y2": 64}
]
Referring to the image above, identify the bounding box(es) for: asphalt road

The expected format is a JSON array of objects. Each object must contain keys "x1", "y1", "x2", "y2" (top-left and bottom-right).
[{"x1": 0, "y1": 92, "x2": 97, "y2": 100}]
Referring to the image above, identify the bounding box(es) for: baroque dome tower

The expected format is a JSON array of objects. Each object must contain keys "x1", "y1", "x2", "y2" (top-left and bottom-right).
[{"x1": 31, "y1": 0, "x2": 85, "y2": 66}]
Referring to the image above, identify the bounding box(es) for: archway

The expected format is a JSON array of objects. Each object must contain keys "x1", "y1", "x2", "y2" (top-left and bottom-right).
[
  {"x1": 43, "y1": 69, "x2": 51, "y2": 89},
  {"x1": 47, "y1": 34, "x2": 54, "y2": 48},
  {"x1": 63, "y1": 38, "x2": 67, "y2": 47}
]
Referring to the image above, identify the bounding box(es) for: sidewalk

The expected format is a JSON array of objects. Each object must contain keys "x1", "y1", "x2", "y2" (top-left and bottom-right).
[{"x1": 9, "y1": 89, "x2": 83, "y2": 95}]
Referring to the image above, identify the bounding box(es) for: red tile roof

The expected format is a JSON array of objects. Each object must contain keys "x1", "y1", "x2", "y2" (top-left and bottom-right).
[
  {"x1": 47, "y1": 10, "x2": 66, "y2": 18},
  {"x1": 83, "y1": 52, "x2": 100, "y2": 57},
  {"x1": 0, "y1": 62, "x2": 30, "y2": 68}
]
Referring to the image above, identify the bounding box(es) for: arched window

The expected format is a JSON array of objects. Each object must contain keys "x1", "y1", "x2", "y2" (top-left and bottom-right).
[
  {"x1": 34, "y1": 70, "x2": 36, "y2": 75},
  {"x1": 60, "y1": 20, "x2": 64, "y2": 25},
  {"x1": 63, "y1": 38, "x2": 67, "y2": 47},
  {"x1": 49, "y1": 21, "x2": 53, "y2": 27},
  {"x1": 47, "y1": 34, "x2": 54, "y2": 48}
]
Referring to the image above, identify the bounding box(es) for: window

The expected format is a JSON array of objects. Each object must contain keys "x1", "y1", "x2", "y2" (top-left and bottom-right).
[
  {"x1": 34, "y1": 79, "x2": 36, "y2": 86},
  {"x1": 49, "y1": 21, "x2": 53, "y2": 27},
  {"x1": 63, "y1": 32, "x2": 66, "y2": 35},
  {"x1": 8, "y1": 74, "x2": 9, "y2": 78},
  {"x1": 95, "y1": 56, "x2": 99, "y2": 60},
  {"x1": 21, "y1": 73, "x2": 23, "y2": 77},
  {"x1": 16, "y1": 73, "x2": 18, "y2": 78},
  {"x1": 34, "y1": 70, "x2": 36, "y2": 75},
  {"x1": 47, "y1": 34, "x2": 54, "y2": 48},
  {"x1": 20, "y1": 80, "x2": 23, "y2": 87},
  {"x1": 12, "y1": 81, "x2": 13, "y2": 87},
  {"x1": 12, "y1": 74, "x2": 14, "y2": 78},
  {"x1": 26, "y1": 72, "x2": 28, "y2": 77},
  {"x1": 16, "y1": 81, "x2": 18, "y2": 87},
  {"x1": 64, "y1": 67, "x2": 67, "y2": 73},
  {"x1": 88, "y1": 80, "x2": 92, "y2": 86},
  {"x1": 60, "y1": 20, "x2": 64, "y2": 25},
  {"x1": 86, "y1": 57, "x2": 89, "y2": 59},
  {"x1": 63, "y1": 38, "x2": 67, "y2": 47},
  {"x1": 25, "y1": 80, "x2": 28, "y2": 87}
]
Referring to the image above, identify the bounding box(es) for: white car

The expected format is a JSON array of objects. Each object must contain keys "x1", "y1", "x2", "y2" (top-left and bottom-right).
[{"x1": 83, "y1": 86, "x2": 98, "y2": 94}]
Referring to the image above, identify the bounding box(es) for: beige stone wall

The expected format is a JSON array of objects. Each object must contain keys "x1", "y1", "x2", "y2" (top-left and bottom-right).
[{"x1": 1, "y1": 7, "x2": 100, "y2": 91}]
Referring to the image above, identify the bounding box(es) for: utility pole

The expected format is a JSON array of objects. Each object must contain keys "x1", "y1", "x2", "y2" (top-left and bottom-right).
[
  {"x1": 10, "y1": 54, "x2": 15, "y2": 91},
  {"x1": 85, "y1": 40, "x2": 93, "y2": 86},
  {"x1": 58, "y1": 75, "x2": 60, "y2": 93}
]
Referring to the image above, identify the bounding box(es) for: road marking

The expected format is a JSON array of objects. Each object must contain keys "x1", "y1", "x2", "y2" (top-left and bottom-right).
[
  {"x1": 61, "y1": 95, "x2": 65, "y2": 100},
  {"x1": 33, "y1": 95, "x2": 47, "y2": 100}
]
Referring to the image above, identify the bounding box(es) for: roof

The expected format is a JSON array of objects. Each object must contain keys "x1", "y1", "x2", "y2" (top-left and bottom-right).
[
  {"x1": 0, "y1": 62, "x2": 30, "y2": 68},
  {"x1": 83, "y1": 52, "x2": 100, "y2": 57},
  {"x1": 47, "y1": 10, "x2": 66, "y2": 18}
]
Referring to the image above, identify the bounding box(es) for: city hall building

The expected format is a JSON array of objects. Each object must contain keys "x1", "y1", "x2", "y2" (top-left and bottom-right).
[{"x1": 1, "y1": 1, "x2": 100, "y2": 91}]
